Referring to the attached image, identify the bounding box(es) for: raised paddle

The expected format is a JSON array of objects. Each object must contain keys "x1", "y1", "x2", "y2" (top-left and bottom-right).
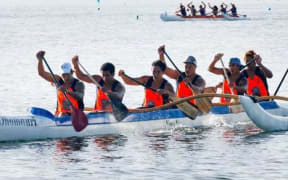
[
  {"x1": 77, "y1": 62, "x2": 128, "y2": 121},
  {"x1": 121, "y1": 73, "x2": 198, "y2": 120},
  {"x1": 163, "y1": 50, "x2": 211, "y2": 114},
  {"x1": 274, "y1": 68, "x2": 288, "y2": 96},
  {"x1": 240, "y1": 58, "x2": 255, "y2": 73},
  {"x1": 41, "y1": 57, "x2": 88, "y2": 132}
]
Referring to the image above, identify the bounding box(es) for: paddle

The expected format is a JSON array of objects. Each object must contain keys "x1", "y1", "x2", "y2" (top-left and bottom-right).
[
  {"x1": 77, "y1": 62, "x2": 128, "y2": 121},
  {"x1": 121, "y1": 73, "x2": 198, "y2": 120},
  {"x1": 41, "y1": 57, "x2": 88, "y2": 132},
  {"x1": 240, "y1": 59, "x2": 255, "y2": 73},
  {"x1": 220, "y1": 58, "x2": 243, "y2": 113},
  {"x1": 273, "y1": 68, "x2": 288, "y2": 96},
  {"x1": 163, "y1": 50, "x2": 211, "y2": 114}
]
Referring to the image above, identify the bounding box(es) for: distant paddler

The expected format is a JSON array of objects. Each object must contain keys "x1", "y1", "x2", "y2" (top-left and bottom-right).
[
  {"x1": 176, "y1": 3, "x2": 187, "y2": 16},
  {"x1": 72, "y1": 56, "x2": 125, "y2": 112},
  {"x1": 220, "y1": 3, "x2": 228, "y2": 14},
  {"x1": 228, "y1": 3, "x2": 237, "y2": 16},
  {"x1": 199, "y1": 1, "x2": 207, "y2": 16},
  {"x1": 208, "y1": 3, "x2": 219, "y2": 16},
  {"x1": 118, "y1": 60, "x2": 175, "y2": 108},
  {"x1": 36, "y1": 51, "x2": 85, "y2": 117},
  {"x1": 187, "y1": 1, "x2": 197, "y2": 16},
  {"x1": 209, "y1": 53, "x2": 247, "y2": 103}
]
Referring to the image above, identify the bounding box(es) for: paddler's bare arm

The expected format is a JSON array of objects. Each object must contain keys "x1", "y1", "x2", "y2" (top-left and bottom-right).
[
  {"x1": 118, "y1": 70, "x2": 150, "y2": 86},
  {"x1": 72, "y1": 56, "x2": 102, "y2": 84},
  {"x1": 255, "y1": 55, "x2": 273, "y2": 78},
  {"x1": 158, "y1": 45, "x2": 180, "y2": 80},
  {"x1": 208, "y1": 53, "x2": 226, "y2": 75},
  {"x1": 36, "y1": 50, "x2": 61, "y2": 84}
]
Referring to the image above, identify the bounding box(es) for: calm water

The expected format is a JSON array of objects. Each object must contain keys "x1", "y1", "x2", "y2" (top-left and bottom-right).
[{"x1": 1, "y1": 0, "x2": 288, "y2": 179}]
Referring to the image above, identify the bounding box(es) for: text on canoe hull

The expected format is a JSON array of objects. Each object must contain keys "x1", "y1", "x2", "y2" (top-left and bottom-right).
[{"x1": 0, "y1": 118, "x2": 37, "y2": 127}]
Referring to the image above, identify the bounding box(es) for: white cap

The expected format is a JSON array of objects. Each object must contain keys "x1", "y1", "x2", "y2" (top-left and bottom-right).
[{"x1": 61, "y1": 62, "x2": 72, "y2": 74}]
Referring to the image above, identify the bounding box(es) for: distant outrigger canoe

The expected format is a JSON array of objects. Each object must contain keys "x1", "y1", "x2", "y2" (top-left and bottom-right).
[
  {"x1": 0, "y1": 97, "x2": 279, "y2": 142},
  {"x1": 160, "y1": 12, "x2": 249, "y2": 21}
]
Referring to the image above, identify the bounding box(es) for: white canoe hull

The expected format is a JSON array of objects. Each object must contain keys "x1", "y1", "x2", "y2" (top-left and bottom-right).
[
  {"x1": 0, "y1": 100, "x2": 280, "y2": 141},
  {"x1": 160, "y1": 12, "x2": 249, "y2": 22},
  {"x1": 0, "y1": 109, "x2": 208, "y2": 142},
  {"x1": 240, "y1": 96, "x2": 288, "y2": 132}
]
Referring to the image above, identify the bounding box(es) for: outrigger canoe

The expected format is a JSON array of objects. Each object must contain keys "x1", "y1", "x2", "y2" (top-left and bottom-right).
[
  {"x1": 240, "y1": 96, "x2": 288, "y2": 132},
  {"x1": 0, "y1": 100, "x2": 279, "y2": 142},
  {"x1": 160, "y1": 12, "x2": 249, "y2": 22}
]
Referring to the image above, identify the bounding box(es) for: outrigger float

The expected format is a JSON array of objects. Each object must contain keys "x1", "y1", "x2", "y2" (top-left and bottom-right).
[
  {"x1": 1, "y1": 94, "x2": 285, "y2": 142},
  {"x1": 240, "y1": 96, "x2": 288, "y2": 132},
  {"x1": 160, "y1": 12, "x2": 249, "y2": 22}
]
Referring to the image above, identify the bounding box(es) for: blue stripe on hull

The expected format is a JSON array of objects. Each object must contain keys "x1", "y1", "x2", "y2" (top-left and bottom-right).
[{"x1": 30, "y1": 100, "x2": 279, "y2": 123}]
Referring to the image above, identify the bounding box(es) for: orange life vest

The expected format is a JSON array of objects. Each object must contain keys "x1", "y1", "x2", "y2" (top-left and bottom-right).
[
  {"x1": 176, "y1": 73, "x2": 200, "y2": 105},
  {"x1": 55, "y1": 79, "x2": 83, "y2": 116},
  {"x1": 143, "y1": 77, "x2": 168, "y2": 107},
  {"x1": 220, "y1": 79, "x2": 238, "y2": 103},
  {"x1": 247, "y1": 75, "x2": 268, "y2": 96},
  {"x1": 220, "y1": 72, "x2": 247, "y2": 103},
  {"x1": 242, "y1": 67, "x2": 269, "y2": 97},
  {"x1": 94, "y1": 79, "x2": 119, "y2": 111}
]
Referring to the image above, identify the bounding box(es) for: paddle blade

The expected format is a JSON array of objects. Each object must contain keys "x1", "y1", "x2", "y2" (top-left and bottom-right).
[
  {"x1": 107, "y1": 94, "x2": 129, "y2": 121},
  {"x1": 71, "y1": 108, "x2": 88, "y2": 132},
  {"x1": 111, "y1": 100, "x2": 129, "y2": 121},
  {"x1": 170, "y1": 96, "x2": 198, "y2": 120},
  {"x1": 195, "y1": 98, "x2": 212, "y2": 114}
]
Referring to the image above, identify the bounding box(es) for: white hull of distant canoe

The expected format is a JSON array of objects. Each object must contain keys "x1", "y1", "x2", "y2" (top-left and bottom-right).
[
  {"x1": 0, "y1": 100, "x2": 281, "y2": 141},
  {"x1": 240, "y1": 96, "x2": 288, "y2": 132},
  {"x1": 160, "y1": 12, "x2": 249, "y2": 21}
]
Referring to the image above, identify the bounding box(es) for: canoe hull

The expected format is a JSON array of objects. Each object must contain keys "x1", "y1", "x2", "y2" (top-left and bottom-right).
[
  {"x1": 160, "y1": 13, "x2": 249, "y2": 22},
  {"x1": 0, "y1": 100, "x2": 280, "y2": 141},
  {"x1": 0, "y1": 109, "x2": 207, "y2": 142}
]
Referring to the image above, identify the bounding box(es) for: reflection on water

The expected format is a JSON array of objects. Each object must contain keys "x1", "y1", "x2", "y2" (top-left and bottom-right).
[
  {"x1": 94, "y1": 134, "x2": 127, "y2": 150},
  {"x1": 94, "y1": 135, "x2": 127, "y2": 161},
  {"x1": 244, "y1": 131, "x2": 287, "y2": 145},
  {"x1": 56, "y1": 137, "x2": 88, "y2": 152},
  {"x1": 54, "y1": 135, "x2": 128, "y2": 163},
  {"x1": 148, "y1": 136, "x2": 170, "y2": 152}
]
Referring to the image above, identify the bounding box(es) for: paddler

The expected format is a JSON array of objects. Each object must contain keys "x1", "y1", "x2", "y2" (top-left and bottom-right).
[
  {"x1": 220, "y1": 3, "x2": 228, "y2": 14},
  {"x1": 208, "y1": 3, "x2": 219, "y2": 16},
  {"x1": 199, "y1": 1, "x2": 207, "y2": 16},
  {"x1": 176, "y1": 3, "x2": 187, "y2": 16},
  {"x1": 72, "y1": 56, "x2": 125, "y2": 112},
  {"x1": 158, "y1": 45, "x2": 206, "y2": 105},
  {"x1": 228, "y1": 3, "x2": 237, "y2": 16},
  {"x1": 118, "y1": 60, "x2": 175, "y2": 108},
  {"x1": 208, "y1": 53, "x2": 247, "y2": 103},
  {"x1": 241, "y1": 50, "x2": 273, "y2": 96},
  {"x1": 36, "y1": 51, "x2": 85, "y2": 117}
]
